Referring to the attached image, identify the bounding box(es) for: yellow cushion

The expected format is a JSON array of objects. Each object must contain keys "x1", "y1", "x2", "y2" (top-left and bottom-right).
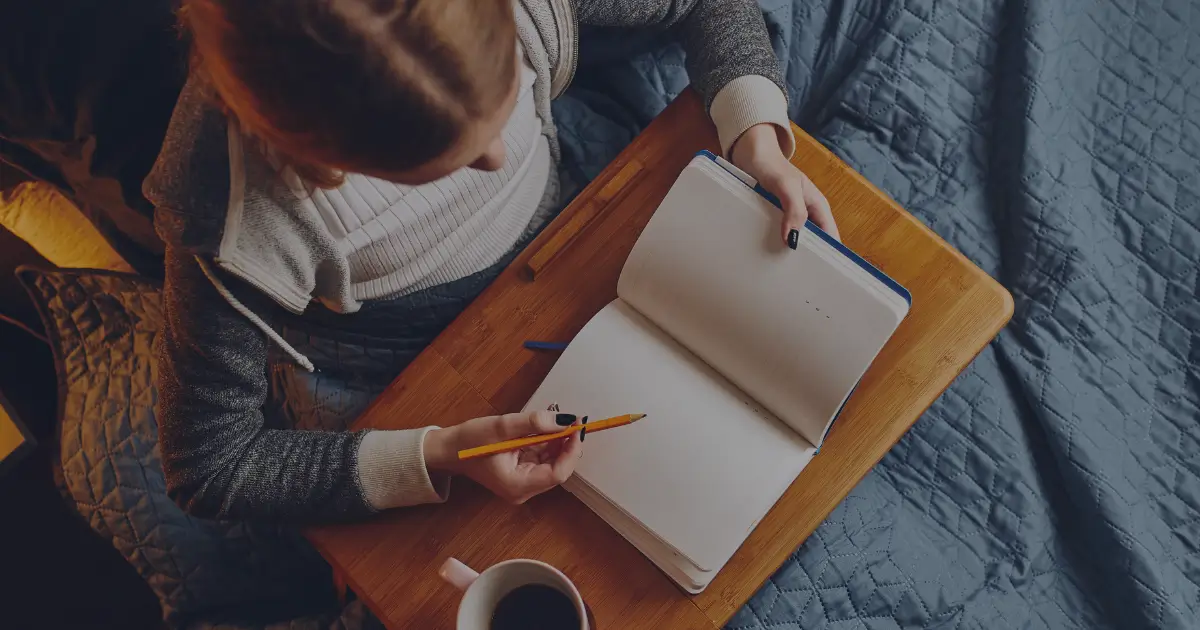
[
  {"x1": 0, "y1": 403, "x2": 28, "y2": 465},
  {"x1": 0, "y1": 182, "x2": 133, "y2": 272}
]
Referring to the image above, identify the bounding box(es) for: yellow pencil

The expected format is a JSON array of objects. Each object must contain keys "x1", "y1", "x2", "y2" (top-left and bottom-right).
[{"x1": 456, "y1": 413, "x2": 647, "y2": 460}]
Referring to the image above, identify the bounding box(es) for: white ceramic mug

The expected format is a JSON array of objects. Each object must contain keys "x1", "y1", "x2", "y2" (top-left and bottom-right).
[{"x1": 439, "y1": 557, "x2": 593, "y2": 629}]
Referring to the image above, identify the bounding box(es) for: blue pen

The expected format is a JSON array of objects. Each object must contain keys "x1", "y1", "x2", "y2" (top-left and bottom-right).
[{"x1": 523, "y1": 340, "x2": 569, "y2": 351}]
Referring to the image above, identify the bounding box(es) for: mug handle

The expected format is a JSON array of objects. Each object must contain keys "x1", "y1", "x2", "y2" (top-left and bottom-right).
[{"x1": 439, "y1": 557, "x2": 480, "y2": 592}]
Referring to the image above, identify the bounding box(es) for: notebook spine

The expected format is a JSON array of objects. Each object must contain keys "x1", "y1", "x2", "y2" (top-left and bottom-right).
[
  {"x1": 692, "y1": 150, "x2": 908, "y2": 451},
  {"x1": 692, "y1": 151, "x2": 912, "y2": 306}
]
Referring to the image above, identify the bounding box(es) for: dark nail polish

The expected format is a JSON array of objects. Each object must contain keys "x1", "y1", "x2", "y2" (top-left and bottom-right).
[
  {"x1": 555, "y1": 413, "x2": 577, "y2": 426},
  {"x1": 787, "y1": 229, "x2": 799, "y2": 250},
  {"x1": 581, "y1": 416, "x2": 589, "y2": 441}
]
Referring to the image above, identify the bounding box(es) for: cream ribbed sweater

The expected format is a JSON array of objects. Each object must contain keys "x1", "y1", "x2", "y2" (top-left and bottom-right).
[
  {"x1": 208, "y1": 48, "x2": 791, "y2": 512},
  {"x1": 297, "y1": 54, "x2": 550, "y2": 306},
  {"x1": 352, "y1": 73, "x2": 794, "y2": 512},
  {"x1": 147, "y1": 0, "x2": 799, "y2": 523}
]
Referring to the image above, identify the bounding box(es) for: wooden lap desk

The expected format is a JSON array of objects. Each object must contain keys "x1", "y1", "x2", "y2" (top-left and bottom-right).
[{"x1": 305, "y1": 90, "x2": 1013, "y2": 629}]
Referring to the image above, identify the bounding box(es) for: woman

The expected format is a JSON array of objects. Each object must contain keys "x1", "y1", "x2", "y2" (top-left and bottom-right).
[{"x1": 146, "y1": 0, "x2": 837, "y2": 523}]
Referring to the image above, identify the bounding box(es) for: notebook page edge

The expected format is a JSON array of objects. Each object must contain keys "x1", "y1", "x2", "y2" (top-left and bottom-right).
[{"x1": 522, "y1": 299, "x2": 815, "y2": 572}]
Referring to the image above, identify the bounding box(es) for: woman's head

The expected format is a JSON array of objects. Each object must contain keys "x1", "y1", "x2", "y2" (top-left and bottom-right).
[{"x1": 183, "y1": 0, "x2": 518, "y2": 187}]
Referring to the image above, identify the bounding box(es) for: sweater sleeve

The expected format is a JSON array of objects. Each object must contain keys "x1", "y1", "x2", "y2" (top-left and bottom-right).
[
  {"x1": 574, "y1": 0, "x2": 795, "y2": 157},
  {"x1": 157, "y1": 247, "x2": 446, "y2": 522}
]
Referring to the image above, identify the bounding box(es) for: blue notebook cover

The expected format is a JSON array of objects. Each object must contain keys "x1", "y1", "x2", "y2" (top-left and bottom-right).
[
  {"x1": 695, "y1": 150, "x2": 911, "y2": 449},
  {"x1": 696, "y1": 150, "x2": 911, "y2": 305}
]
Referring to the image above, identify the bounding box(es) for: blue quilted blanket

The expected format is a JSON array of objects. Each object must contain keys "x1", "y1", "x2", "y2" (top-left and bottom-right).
[{"x1": 554, "y1": 0, "x2": 1200, "y2": 628}]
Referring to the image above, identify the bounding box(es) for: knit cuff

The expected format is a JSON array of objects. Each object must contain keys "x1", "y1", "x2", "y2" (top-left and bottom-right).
[
  {"x1": 356, "y1": 427, "x2": 451, "y2": 511},
  {"x1": 709, "y1": 75, "x2": 796, "y2": 159}
]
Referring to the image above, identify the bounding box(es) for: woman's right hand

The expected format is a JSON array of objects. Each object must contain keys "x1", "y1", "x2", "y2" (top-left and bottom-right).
[{"x1": 423, "y1": 410, "x2": 584, "y2": 504}]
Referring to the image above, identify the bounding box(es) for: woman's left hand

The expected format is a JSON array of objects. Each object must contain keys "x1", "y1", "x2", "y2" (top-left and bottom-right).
[{"x1": 730, "y1": 123, "x2": 841, "y2": 246}]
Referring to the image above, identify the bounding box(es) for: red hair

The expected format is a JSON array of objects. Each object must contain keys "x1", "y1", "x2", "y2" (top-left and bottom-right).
[{"x1": 182, "y1": 0, "x2": 517, "y2": 188}]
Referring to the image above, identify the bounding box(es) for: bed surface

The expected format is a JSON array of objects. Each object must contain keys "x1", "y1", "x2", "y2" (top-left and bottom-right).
[
  {"x1": 553, "y1": 0, "x2": 1200, "y2": 627},
  {"x1": 6, "y1": 0, "x2": 1196, "y2": 626}
]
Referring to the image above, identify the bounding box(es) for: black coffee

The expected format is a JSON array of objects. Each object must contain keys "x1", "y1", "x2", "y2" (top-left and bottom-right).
[{"x1": 490, "y1": 584, "x2": 581, "y2": 630}]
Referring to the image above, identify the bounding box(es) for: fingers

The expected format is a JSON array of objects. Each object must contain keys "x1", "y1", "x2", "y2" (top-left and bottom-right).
[
  {"x1": 761, "y1": 167, "x2": 841, "y2": 247},
  {"x1": 492, "y1": 409, "x2": 562, "y2": 440},
  {"x1": 494, "y1": 467, "x2": 559, "y2": 504},
  {"x1": 803, "y1": 179, "x2": 840, "y2": 241},
  {"x1": 495, "y1": 433, "x2": 584, "y2": 505},
  {"x1": 466, "y1": 409, "x2": 586, "y2": 504},
  {"x1": 508, "y1": 465, "x2": 579, "y2": 505},
  {"x1": 551, "y1": 432, "x2": 584, "y2": 480},
  {"x1": 762, "y1": 171, "x2": 811, "y2": 250}
]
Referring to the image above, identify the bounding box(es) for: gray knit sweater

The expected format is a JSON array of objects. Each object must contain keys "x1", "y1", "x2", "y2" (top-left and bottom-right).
[{"x1": 147, "y1": 0, "x2": 790, "y2": 522}]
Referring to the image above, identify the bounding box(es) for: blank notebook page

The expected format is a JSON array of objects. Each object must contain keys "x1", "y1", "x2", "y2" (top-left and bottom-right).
[
  {"x1": 618, "y1": 157, "x2": 908, "y2": 445},
  {"x1": 524, "y1": 300, "x2": 815, "y2": 572}
]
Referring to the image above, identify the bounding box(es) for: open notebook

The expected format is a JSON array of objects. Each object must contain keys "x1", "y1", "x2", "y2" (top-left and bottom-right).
[{"x1": 523, "y1": 152, "x2": 911, "y2": 593}]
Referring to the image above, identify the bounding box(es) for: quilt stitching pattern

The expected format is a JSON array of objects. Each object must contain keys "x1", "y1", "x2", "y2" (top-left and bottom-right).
[
  {"x1": 723, "y1": 0, "x2": 1199, "y2": 627},
  {"x1": 553, "y1": 0, "x2": 1198, "y2": 626},
  {"x1": 15, "y1": 0, "x2": 1199, "y2": 625},
  {"x1": 20, "y1": 270, "x2": 378, "y2": 629}
]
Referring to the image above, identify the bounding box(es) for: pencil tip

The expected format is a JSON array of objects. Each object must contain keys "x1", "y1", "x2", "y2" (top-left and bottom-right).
[{"x1": 632, "y1": 413, "x2": 647, "y2": 421}]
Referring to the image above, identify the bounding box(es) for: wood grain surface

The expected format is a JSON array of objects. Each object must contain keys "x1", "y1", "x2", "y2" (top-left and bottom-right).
[{"x1": 305, "y1": 89, "x2": 1013, "y2": 630}]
